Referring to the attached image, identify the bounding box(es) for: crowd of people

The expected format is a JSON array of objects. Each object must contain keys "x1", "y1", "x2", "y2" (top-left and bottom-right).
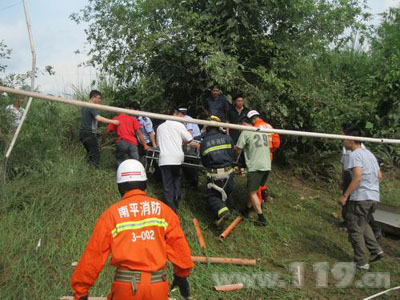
[
  {"x1": 78, "y1": 88, "x2": 281, "y2": 226},
  {"x1": 64, "y1": 87, "x2": 385, "y2": 299}
]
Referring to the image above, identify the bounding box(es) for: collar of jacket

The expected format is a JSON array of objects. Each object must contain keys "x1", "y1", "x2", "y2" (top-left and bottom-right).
[{"x1": 122, "y1": 189, "x2": 146, "y2": 200}]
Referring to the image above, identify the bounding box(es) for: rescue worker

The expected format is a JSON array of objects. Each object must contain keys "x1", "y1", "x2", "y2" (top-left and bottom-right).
[
  {"x1": 157, "y1": 108, "x2": 193, "y2": 211},
  {"x1": 247, "y1": 110, "x2": 280, "y2": 204},
  {"x1": 71, "y1": 159, "x2": 194, "y2": 299},
  {"x1": 234, "y1": 116, "x2": 271, "y2": 226},
  {"x1": 131, "y1": 102, "x2": 157, "y2": 156},
  {"x1": 105, "y1": 104, "x2": 149, "y2": 166},
  {"x1": 79, "y1": 90, "x2": 119, "y2": 166},
  {"x1": 177, "y1": 108, "x2": 201, "y2": 140},
  {"x1": 200, "y1": 116, "x2": 235, "y2": 227},
  {"x1": 178, "y1": 107, "x2": 201, "y2": 188}
]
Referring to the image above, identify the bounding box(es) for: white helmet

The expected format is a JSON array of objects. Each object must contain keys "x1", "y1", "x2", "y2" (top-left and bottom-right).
[
  {"x1": 247, "y1": 110, "x2": 260, "y2": 119},
  {"x1": 117, "y1": 159, "x2": 147, "y2": 183}
]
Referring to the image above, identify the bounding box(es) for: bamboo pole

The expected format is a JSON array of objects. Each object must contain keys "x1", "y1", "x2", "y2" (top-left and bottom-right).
[
  {"x1": 192, "y1": 256, "x2": 257, "y2": 266},
  {"x1": 214, "y1": 283, "x2": 244, "y2": 292},
  {"x1": 4, "y1": 1, "x2": 37, "y2": 161},
  {"x1": 1, "y1": 86, "x2": 400, "y2": 144},
  {"x1": 219, "y1": 217, "x2": 242, "y2": 240}
]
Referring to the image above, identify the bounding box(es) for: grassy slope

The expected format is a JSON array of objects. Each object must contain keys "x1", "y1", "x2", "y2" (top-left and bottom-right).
[{"x1": 0, "y1": 146, "x2": 399, "y2": 300}]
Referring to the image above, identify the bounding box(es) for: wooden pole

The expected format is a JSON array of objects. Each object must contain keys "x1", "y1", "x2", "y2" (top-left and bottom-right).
[
  {"x1": 192, "y1": 256, "x2": 257, "y2": 266},
  {"x1": 5, "y1": 1, "x2": 37, "y2": 161},
  {"x1": 214, "y1": 283, "x2": 244, "y2": 292}
]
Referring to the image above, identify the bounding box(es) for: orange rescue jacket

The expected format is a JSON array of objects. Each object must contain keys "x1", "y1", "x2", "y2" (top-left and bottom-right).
[
  {"x1": 71, "y1": 189, "x2": 194, "y2": 299},
  {"x1": 253, "y1": 118, "x2": 280, "y2": 160}
]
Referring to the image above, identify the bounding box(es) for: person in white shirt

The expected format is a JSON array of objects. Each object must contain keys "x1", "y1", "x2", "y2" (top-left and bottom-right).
[
  {"x1": 156, "y1": 108, "x2": 193, "y2": 211},
  {"x1": 178, "y1": 108, "x2": 201, "y2": 188},
  {"x1": 6, "y1": 96, "x2": 25, "y2": 127}
]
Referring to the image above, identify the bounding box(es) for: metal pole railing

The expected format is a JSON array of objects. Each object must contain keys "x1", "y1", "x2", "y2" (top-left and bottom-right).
[{"x1": 1, "y1": 86, "x2": 400, "y2": 145}]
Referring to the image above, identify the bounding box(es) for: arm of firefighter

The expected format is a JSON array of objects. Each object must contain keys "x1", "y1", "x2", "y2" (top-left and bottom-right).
[
  {"x1": 71, "y1": 215, "x2": 112, "y2": 299},
  {"x1": 165, "y1": 212, "x2": 194, "y2": 278}
]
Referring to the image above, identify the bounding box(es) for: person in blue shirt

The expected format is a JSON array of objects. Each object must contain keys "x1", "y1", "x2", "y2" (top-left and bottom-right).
[
  {"x1": 339, "y1": 126, "x2": 384, "y2": 270},
  {"x1": 131, "y1": 102, "x2": 157, "y2": 157}
]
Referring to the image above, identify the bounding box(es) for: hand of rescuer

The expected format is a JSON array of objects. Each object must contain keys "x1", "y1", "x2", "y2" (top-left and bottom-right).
[{"x1": 171, "y1": 275, "x2": 190, "y2": 299}]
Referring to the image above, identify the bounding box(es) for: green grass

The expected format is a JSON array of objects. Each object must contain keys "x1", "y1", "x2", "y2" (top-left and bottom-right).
[{"x1": 1, "y1": 145, "x2": 399, "y2": 300}]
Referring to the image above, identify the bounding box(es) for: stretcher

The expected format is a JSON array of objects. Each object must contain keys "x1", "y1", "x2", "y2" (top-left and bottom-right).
[
  {"x1": 144, "y1": 145, "x2": 204, "y2": 173},
  {"x1": 373, "y1": 203, "x2": 400, "y2": 236}
]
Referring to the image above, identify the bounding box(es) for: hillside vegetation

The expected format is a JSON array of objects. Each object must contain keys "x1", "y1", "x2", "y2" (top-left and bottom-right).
[{"x1": 0, "y1": 101, "x2": 399, "y2": 300}]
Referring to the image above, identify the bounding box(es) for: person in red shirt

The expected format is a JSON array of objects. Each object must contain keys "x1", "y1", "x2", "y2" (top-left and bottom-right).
[
  {"x1": 106, "y1": 109, "x2": 149, "y2": 166},
  {"x1": 71, "y1": 159, "x2": 194, "y2": 299},
  {"x1": 247, "y1": 110, "x2": 280, "y2": 204}
]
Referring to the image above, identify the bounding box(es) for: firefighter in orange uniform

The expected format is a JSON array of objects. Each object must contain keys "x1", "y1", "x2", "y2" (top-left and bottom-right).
[
  {"x1": 71, "y1": 159, "x2": 194, "y2": 300},
  {"x1": 247, "y1": 110, "x2": 280, "y2": 204}
]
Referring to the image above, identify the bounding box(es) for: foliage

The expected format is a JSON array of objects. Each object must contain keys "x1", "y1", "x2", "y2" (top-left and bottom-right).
[
  {"x1": 1, "y1": 100, "x2": 80, "y2": 178},
  {"x1": 0, "y1": 40, "x2": 11, "y2": 74},
  {"x1": 1, "y1": 154, "x2": 399, "y2": 299},
  {"x1": 71, "y1": 0, "x2": 368, "y2": 117}
]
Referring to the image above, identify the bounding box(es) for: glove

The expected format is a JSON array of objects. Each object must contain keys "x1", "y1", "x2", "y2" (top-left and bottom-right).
[
  {"x1": 171, "y1": 275, "x2": 190, "y2": 299},
  {"x1": 78, "y1": 296, "x2": 88, "y2": 300}
]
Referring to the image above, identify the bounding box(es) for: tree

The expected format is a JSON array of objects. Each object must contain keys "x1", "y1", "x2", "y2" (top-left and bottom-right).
[
  {"x1": 72, "y1": 0, "x2": 367, "y2": 111},
  {"x1": 0, "y1": 40, "x2": 11, "y2": 77},
  {"x1": 370, "y1": 7, "x2": 400, "y2": 136}
]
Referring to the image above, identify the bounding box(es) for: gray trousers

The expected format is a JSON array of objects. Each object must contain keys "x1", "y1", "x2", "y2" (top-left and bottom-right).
[{"x1": 345, "y1": 200, "x2": 382, "y2": 265}]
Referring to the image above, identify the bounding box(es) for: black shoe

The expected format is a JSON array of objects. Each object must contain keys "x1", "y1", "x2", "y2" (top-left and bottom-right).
[
  {"x1": 254, "y1": 214, "x2": 267, "y2": 226},
  {"x1": 370, "y1": 251, "x2": 385, "y2": 263}
]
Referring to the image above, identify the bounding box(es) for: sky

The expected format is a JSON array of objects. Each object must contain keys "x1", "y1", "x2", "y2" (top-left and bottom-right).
[{"x1": 0, "y1": 0, "x2": 400, "y2": 96}]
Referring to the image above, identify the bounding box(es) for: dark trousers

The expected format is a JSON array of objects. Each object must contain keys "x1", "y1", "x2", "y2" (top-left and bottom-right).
[
  {"x1": 342, "y1": 172, "x2": 380, "y2": 233},
  {"x1": 206, "y1": 174, "x2": 234, "y2": 219},
  {"x1": 115, "y1": 140, "x2": 139, "y2": 166},
  {"x1": 345, "y1": 200, "x2": 382, "y2": 265},
  {"x1": 160, "y1": 165, "x2": 182, "y2": 212},
  {"x1": 80, "y1": 133, "x2": 100, "y2": 166}
]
